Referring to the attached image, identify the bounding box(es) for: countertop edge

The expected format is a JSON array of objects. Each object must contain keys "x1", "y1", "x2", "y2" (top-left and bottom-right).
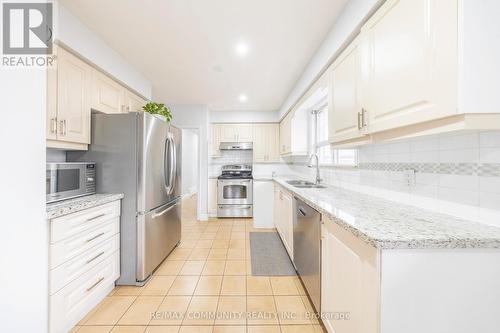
[
  {"x1": 271, "y1": 177, "x2": 500, "y2": 250},
  {"x1": 46, "y1": 193, "x2": 124, "y2": 220}
]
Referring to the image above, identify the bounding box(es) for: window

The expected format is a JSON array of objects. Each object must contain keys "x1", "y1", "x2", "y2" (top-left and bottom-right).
[{"x1": 310, "y1": 102, "x2": 358, "y2": 166}]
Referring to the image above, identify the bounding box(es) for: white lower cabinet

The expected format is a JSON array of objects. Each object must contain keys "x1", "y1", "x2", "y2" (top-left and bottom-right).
[
  {"x1": 208, "y1": 178, "x2": 218, "y2": 216},
  {"x1": 253, "y1": 180, "x2": 274, "y2": 228},
  {"x1": 274, "y1": 184, "x2": 294, "y2": 260},
  {"x1": 321, "y1": 216, "x2": 380, "y2": 333},
  {"x1": 48, "y1": 200, "x2": 121, "y2": 333}
]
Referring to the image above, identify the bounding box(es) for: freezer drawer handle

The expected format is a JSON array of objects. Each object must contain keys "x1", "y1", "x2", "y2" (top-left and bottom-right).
[
  {"x1": 86, "y1": 232, "x2": 105, "y2": 243},
  {"x1": 152, "y1": 202, "x2": 180, "y2": 219},
  {"x1": 86, "y1": 277, "x2": 105, "y2": 292}
]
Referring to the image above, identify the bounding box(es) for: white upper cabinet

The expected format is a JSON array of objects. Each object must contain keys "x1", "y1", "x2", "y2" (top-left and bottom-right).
[
  {"x1": 91, "y1": 69, "x2": 125, "y2": 114},
  {"x1": 329, "y1": 36, "x2": 367, "y2": 144},
  {"x1": 123, "y1": 89, "x2": 147, "y2": 113},
  {"x1": 360, "y1": 0, "x2": 458, "y2": 134},
  {"x1": 279, "y1": 109, "x2": 308, "y2": 156},
  {"x1": 253, "y1": 124, "x2": 280, "y2": 163},
  {"x1": 219, "y1": 124, "x2": 253, "y2": 142},
  {"x1": 55, "y1": 47, "x2": 92, "y2": 145},
  {"x1": 210, "y1": 124, "x2": 222, "y2": 157}
]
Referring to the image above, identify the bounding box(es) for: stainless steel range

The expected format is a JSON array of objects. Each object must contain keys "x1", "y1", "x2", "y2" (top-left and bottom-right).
[{"x1": 217, "y1": 164, "x2": 253, "y2": 218}]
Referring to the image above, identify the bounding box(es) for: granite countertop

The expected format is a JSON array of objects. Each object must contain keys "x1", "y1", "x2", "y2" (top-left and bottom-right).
[
  {"x1": 46, "y1": 193, "x2": 124, "y2": 219},
  {"x1": 273, "y1": 177, "x2": 500, "y2": 250}
]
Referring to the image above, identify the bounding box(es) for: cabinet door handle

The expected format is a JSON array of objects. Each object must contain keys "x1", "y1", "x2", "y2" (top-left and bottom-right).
[
  {"x1": 86, "y1": 232, "x2": 105, "y2": 243},
  {"x1": 86, "y1": 277, "x2": 105, "y2": 292},
  {"x1": 362, "y1": 108, "x2": 367, "y2": 127},
  {"x1": 86, "y1": 251, "x2": 105, "y2": 264},
  {"x1": 86, "y1": 213, "x2": 106, "y2": 222},
  {"x1": 357, "y1": 112, "x2": 362, "y2": 130},
  {"x1": 59, "y1": 120, "x2": 64, "y2": 135},
  {"x1": 50, "y1": 118, "x2": 57, "y2": 133},
  {"x1": 63, "y1": 120, "x2": 67, "y2": 135}
]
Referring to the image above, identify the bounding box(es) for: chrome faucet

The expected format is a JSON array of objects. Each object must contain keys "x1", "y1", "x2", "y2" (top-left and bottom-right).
[{"x1": 308, "y1": 153, "x2": 322, "y2": 185}]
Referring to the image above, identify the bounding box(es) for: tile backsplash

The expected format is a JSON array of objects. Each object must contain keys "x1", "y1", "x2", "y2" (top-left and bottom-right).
[
  {"x1": 209, "y1": 150, "x2": 253, "y2": 177},
  {"x1": 285, "y1": 131, "x2": 500, "y2": 227}
]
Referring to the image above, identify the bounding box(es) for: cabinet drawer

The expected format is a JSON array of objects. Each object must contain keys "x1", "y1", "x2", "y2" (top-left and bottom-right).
[
  {"x1": 50, "y1": 233, "x2": 120, "y2": 295},
  {"x1": 50, "y1": 251, "x2": 119, "y2": 333},
  {"x1": 50, "y1": 218, "x2": 119, "y2": 269},
  {"x1": 50, "y1": 200, "x2": 120, "y2": 244}
]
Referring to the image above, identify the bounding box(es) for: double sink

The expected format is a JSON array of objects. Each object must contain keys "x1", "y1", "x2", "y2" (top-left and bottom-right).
[{"x1": 286, "y1": 180, "x2": 327, "y2": 189}]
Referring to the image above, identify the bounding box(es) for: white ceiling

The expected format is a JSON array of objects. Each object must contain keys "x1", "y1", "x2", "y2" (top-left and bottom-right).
[{"x1": 60, "y1": 0, "x2": 348, "y2": 111}]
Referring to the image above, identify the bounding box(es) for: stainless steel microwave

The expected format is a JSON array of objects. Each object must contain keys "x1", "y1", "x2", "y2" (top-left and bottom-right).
[{"x1": 46, "y1": 162, "x2": 96, "y2": 203}]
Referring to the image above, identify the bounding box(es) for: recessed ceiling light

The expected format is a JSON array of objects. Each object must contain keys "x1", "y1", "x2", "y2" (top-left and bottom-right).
[
  {"x1": 239, "y1": 94, "x2": 248, "y2": 102},
  {"x1": 235, "y1": 42, "x2": 249, "y2": 56}
]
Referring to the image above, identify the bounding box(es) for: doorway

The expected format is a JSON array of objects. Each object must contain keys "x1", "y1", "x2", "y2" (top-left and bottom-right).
[{"x1": 181, "y1": 128, "x2": 199, "y2": 221}]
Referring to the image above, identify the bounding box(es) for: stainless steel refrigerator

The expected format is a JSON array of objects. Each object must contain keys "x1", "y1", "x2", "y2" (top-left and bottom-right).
[{"x1": 68, "y1": 112, "x2": 182, "y2": 285}]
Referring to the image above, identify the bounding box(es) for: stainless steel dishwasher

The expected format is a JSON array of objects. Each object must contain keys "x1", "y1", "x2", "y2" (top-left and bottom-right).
[{"x1": 293, "y1": 197, "x2": 321, "y2": 314}]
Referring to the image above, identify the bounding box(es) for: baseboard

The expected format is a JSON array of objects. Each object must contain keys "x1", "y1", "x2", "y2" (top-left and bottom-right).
[{"x1": 198, "y1": 213, "x2": 208, "y2": 221}]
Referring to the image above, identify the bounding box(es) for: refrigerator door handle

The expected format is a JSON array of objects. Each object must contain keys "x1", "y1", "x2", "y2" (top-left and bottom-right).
[
  {"x1": 164, "y1": 137, "x2": 172, "y2": 193},
  {"x1": 152, "y1": 200, "x2": 180, "y2": 219},
  {"x1": 169, "y1": 134, "x2": 177, "y2": 195}
]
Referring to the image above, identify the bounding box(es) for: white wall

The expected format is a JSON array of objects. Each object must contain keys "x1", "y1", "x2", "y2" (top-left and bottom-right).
[
  {"x1": 170, "y1": 105, "x2": 210, "y2": 220},
  {"x1": 55, "y1": 1, "x2": 152, "y2": 99},
  {"x1": 210, "y1": 110, "x2": 280, "y2": 123},
  {"x1": 181, "y1": 129, "x2": 199, "y2": 196},
  {"x1": 0, "y1": 66, "x2": 47, "y2": 330},
  {"x1": 278, "y1": 0, "x2": 381, "y2": 118}
]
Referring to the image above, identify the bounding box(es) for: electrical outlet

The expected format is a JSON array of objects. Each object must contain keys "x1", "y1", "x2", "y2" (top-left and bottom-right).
[{"x1": 404, "y1": 169, "x2": 416, "y2": 187}]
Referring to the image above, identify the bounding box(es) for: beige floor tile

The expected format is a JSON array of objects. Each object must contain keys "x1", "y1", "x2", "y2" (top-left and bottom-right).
[
  {"x1": 274, "y1": 296, "x2": 310, "y2": 325},
  {"x1": 313, "y1": 325, "x2": 326, "y2": 333},
  {"x1": 230, "y1": 232, "x2": 246, "y2": 240},
  {"x1": 246, "y1": 296, "x2": 279, "y2": 325},
  {"x1": 179, "y1": 261, "x2": 205, "y2": 275},
  {"x1": 207, "y1": 248, "x2": 228, "y2": 260},
  {"x1": 215, "y1": 296, "x2": 247, "y2": 325},
  {"x1": 246, "y1": 260, "x2": 253, "y2": 274},
  {"x1": 183, "y1": 233, "x2": 202, "y2": 240},
  {"x1": 111, "y1": 326, "x2": 147, "y2": 333},
  {"x1": 294, "y1": 277, "x2": 307, "y2": 296},
  {"x1": 77, "y1": 327, "x2": 113, "y2": 333},
  {"x1": 145, "y1": 326, "x2": 180, "y2": 333},
  {"x1": 194, "y1": 275, "x2": 223, "y2": 295},
  {"x1": 211, "y1": 239, "x2": 230, "y2": 249},
  {"x1": 183, "y1": 296, "x2": 219, "y2": 325},
  {"x1": 215, "y1": 232, "x2": 231, "y2": 240},
  {"x1": 117, "y1": 296, "x2": 164, "y2": 325},
  {"x1": 213, "y1": 326, "x2": 246, "y2": 333},
  {"x1": 141, "y1": 276, "x2": 176, "y2": 295},
  {"x1": 178, "y1": 326, "x2": 213, "y2": 333},
  {"x1": 113, "y1": 286, "x2": 144, "y2": 296},
  {"x1": 223, "y1": 260, "x2": 247, "y2": 275},
  {"x1": 300, "y1": 295, "x2": 319, "y2": 324},
  {"x1": 200, "y1": 232, "x2": 217, "y2": 240},
  {"x1": 84, "y1": 296, "x2": 136, "y2": 325},
  {"x1": 188, "y1": 248, "x2": 210, "y2": 260},
  {"x1": 202, "y1": 260, "x2": 226, "y2": 275},
  {"x1": 178, "y1": 239, "x2": 197, "y2": 249},
  {"x1": 168, "y1": 249, "x2": 193, "y2": 260},
  {"x1": 246, "y1": 277, "x2": 273, "y2": 295},
  {"x1": 195, "y1": 239, "x2": 213, "y2": 249},
  {"x1": 168, "y1": 276, "x2": 200, "y2": 296},
  {"x1": 150, "y1": 296, "x2": 191, "y2": 325},
  {"x1": 226, "y1": 248, "x2": 246, "y2": 260},
  {"x1": 220, "y1": 276, "x2": 246, "y2": 295},
  {"x1": 155, "y1": 260, "x2": 185, "y2": 276},
  {"x1": 247, "y1": 326, "x2": 281, "y2": 333},
  {"x1": 280, "y1": 325, "x2": 317, "y2": 333},
  {"x1": 270, "y1": 277, "x2": 300, "y2": 296},
  {"x1": 69, "y1": 326, "x2": 80, "y2": 333}
]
